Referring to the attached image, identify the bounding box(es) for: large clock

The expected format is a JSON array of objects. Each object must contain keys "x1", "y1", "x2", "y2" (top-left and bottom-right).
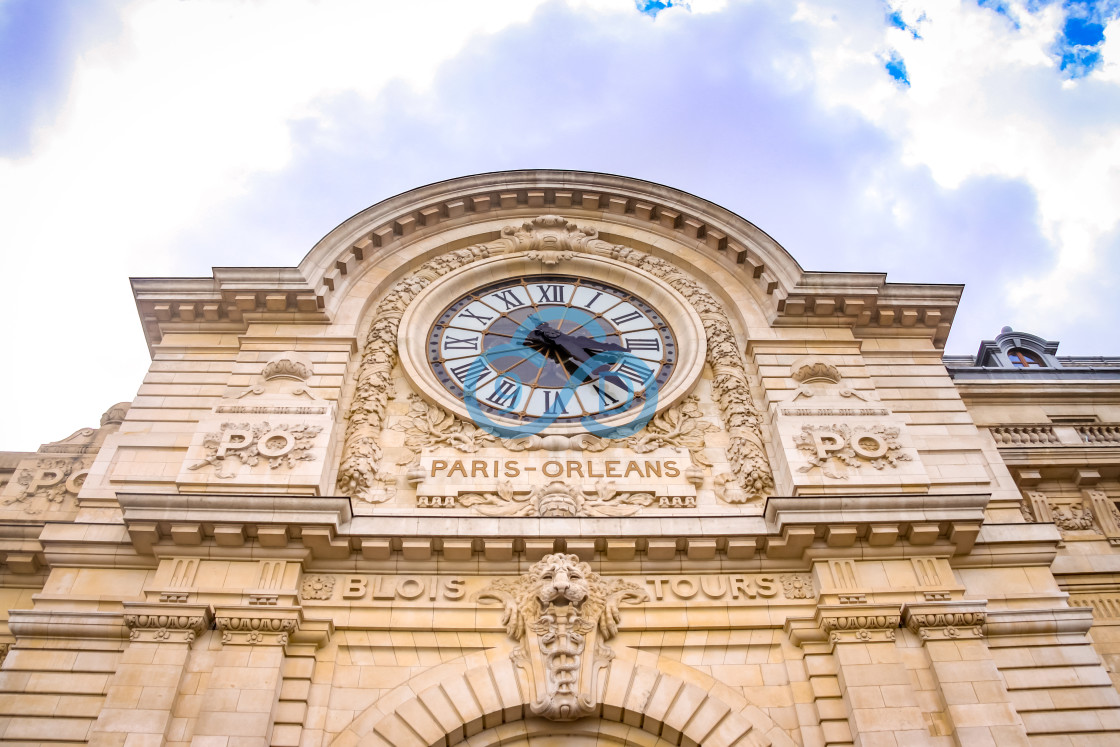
[
  {"x1": 428, "y1": 274, "x2": 675, "y2": 426},
  {"x1": 398, "y1": 253, "x2": 707, "y2": 436}
]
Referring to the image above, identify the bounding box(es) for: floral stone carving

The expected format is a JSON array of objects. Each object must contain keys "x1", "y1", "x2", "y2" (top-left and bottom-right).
[
  {"x1": 5, "y1": 458, "x2": 87, "y2": 514},
  {"x1": 457, "y1": 480, "x2": 656, "y2": 517},
  {"x1": 300, "y1": 575, "x2": 336, "y2": 601},
  {"x1": 188, "y1": 422, "x2": 322, "y2": 478},
  {"x1": 476, "y1": 553, "x2": 647, "y2": 721},
  {"x1": 392, "y1": 394, "x2": 498, "y2": 458},
  {"x1": 1050, "y1": 501, "x2": 1096, "y2": 532},
  {"x1": 781, "y1": 574, "x2": 815, "y2": 599},
  {"x1": 793, "y1": 424, "x2": 911, "y2": 479}
]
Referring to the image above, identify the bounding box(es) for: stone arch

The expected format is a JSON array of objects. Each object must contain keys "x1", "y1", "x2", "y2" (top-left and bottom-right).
[
  {"x1": 329, "y1": 655, "x2": 796, "y2": 747},
  {"x1": 297, "y1": 170, "x2": 803, "y2": 323}
]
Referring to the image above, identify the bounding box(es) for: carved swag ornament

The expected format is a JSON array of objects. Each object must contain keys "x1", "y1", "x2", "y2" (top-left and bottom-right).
[
  {"x1": 476, "y1": 553, "x2": 647, "y2": 721},
  {"x1": 339, "y1": 215, "x2": 773, "y2": 503}
]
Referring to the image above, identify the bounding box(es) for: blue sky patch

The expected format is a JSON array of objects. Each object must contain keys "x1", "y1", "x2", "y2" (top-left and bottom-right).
[
  {"x1": 887, "y1": 8, "x2": 922, "y2": 38},
  {"x1": 884, "y1": 50, "x2": 911, "y2": 86},
  {"x1": 976, "y1": 0, "x2": 1118, "y2": 78},
  {"x1": 635, "y1": 1, "x2": 688, "y2": 17},
  {"x1": 1057, "y1": 1, "x2": 1111, "y2": 77}
]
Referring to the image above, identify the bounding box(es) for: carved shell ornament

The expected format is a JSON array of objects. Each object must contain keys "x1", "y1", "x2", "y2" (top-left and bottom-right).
[{"x1": 338, "y1": 215, "x2": 774, "y2": 504}]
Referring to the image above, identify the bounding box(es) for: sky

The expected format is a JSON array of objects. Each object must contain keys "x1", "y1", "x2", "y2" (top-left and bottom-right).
[{"x1": 0, "y1": 0, "x2": 1118, "y2": 450}]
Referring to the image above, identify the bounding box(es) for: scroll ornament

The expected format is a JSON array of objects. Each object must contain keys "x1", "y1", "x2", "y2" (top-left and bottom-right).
[
  {"x1": 337, "y1": 216, "x2": 773, "y2": 504},
  {"x1": 476, "y1": 553, "x2": 647, "y2": 720}
]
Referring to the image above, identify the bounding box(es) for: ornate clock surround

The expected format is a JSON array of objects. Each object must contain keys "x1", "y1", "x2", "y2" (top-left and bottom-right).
[{"x1": 397, "y1": 251, "x2": 708, "y2": 436}]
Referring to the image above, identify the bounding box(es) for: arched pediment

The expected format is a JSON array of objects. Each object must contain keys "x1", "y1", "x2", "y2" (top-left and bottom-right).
[
  {"x1": 298, "y1": 170, "x2": 804, "y2": 322},
  {"x1": 131, "y1": 170, "x2": 961, "y2": 349}
]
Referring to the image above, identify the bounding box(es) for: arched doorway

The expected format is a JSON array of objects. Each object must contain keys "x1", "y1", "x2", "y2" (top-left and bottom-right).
[{"x1": 449, "y1": 717, "x2": 679, "y2": 746}]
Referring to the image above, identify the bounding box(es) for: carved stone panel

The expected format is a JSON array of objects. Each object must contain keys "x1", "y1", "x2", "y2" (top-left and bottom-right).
[
  {"x1": 768, "y1": 380, "x2": 929, "y2": 494},
  {"x1": 177, "y1": 352, "x2": 336, "y2": 494},
  {"x1": 475, "y1": 553, "x2": 647, "y2": 721}
]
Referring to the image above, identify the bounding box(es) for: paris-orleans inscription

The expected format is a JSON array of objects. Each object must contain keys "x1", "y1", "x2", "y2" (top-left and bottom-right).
[{"x1": 302, "y1": 572, "x2": 808, "y2": 604}]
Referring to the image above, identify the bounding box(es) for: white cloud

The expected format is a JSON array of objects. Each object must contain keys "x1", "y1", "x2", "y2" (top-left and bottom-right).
[
  {"x1": 2, "y1": 0, "x2": 1118, "y2": 449},
  {"x1": 0, "y1": 0, "x2": 547, "y2": 449},
  {"x1": 790, "y1": 0, "x2": 1120, "y2": 330}
]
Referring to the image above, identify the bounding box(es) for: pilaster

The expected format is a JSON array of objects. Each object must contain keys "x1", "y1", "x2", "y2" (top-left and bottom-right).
[
  {"x1": 902, "y1": 601, "x2": 1029, "y2": 745},
  {"x1": 815, "y1": 604, "x2": 930, "y2": 746},
  {"x1": 88, "y1": 603, "x2": 213, "y2": 746},
  {"x1": 190, "y1": 606, "x2": 302, "y2": 747}
]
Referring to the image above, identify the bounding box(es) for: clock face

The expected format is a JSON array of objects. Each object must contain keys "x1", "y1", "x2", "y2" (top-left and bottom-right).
[{"x1": 427, "y1": 274, "x2": 677, "y2": 427}]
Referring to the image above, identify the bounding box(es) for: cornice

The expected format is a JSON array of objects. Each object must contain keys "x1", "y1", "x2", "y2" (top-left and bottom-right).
[{"x1": 131, "y1": 170, "x2": 964, "y2": 350}]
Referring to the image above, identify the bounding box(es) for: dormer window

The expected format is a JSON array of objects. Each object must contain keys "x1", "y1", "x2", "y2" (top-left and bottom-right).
[
  {"x1": 1008, "y1": 349, "x2": 1045, "y2": 368},
  {"x1": 973, "y1": 327, "x2": 1061, "y2": 369}
]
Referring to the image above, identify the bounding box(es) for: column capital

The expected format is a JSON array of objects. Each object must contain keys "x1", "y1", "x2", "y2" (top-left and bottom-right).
[
  {"x1": 122, "y1": 602, "x2": 213, "y2": 644},
  {"x1": 816, "y1": 603, "x2": 902, "y2": 644},
  {"x1": 902, "y1": 600, "x2": 987, "y2": 641},
  {"x1": 214, "y1": 605, "x2": 301, "y2": 646}
]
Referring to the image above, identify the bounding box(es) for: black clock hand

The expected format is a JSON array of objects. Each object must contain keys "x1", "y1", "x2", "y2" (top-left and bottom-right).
[{"x1": 529, "y1": 322, "x2": 626, "y2": 366}]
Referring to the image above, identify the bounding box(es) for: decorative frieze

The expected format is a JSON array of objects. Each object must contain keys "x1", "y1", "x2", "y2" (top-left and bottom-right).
[
  {"x1": 476, "y1": 553, "x2": 647, "y2": 721},
  {"x1": 817, "y1": 604, "x2": 901, "y2": 644},
  {"x1": 903, "y1": 601, "x2": 986, "y2": 641},
  {"x1": 122, "y1": 603, "x2": 212, "y2": 644},
  {"x1": 214, "y1": 608, "x2": 300, "y2": 646},
  {"x1": 419, "y1": 479, "x2": 695, "y2": 516}
]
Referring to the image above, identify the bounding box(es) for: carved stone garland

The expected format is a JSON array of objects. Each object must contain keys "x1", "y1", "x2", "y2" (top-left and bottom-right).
[
  {"x1": 476, "y1": 553, "x2": 647, "y2": 721},
  {"x1": 336, "y1": 215, "x2": 774, "y2": 503}
]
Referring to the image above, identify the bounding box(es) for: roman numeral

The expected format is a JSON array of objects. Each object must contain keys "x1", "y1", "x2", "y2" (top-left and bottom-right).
[
  {"x1": 614, "y1": 361, "x2": 650, "y2": 385},
  {"x1": 457, "y1": 308, "x2": 493, "y2": 325},
  {"x1": 450, "y1": 359, "x2": 489, "y2": 386},
  {"x1": 542, "y1": 390, "x2": 568, "y2": 415},
  {"x1": 490, "y1": 289, "x2": 527, "y2": 310},
  {"x1": 485, "y1": 379, "x2": 521, "y2": 408},
  {"x1": 611, "y1": 310, "x2": 644, "y2": 325},
  {"x1": 595, "y1": 384, "x2": 620, "y2": 407},
  {"x1": 535, "y1": 284, "x2": 565, "y2": 303},
  {"x1": 579, "y1": 291, "x2": 603, "y2": 308},
  {"x1": 625, "y1": 337, "x2": 660, "y2": 351},
  {"x1": 443, "y1": 335, "x2": 479, "y2": 350}
]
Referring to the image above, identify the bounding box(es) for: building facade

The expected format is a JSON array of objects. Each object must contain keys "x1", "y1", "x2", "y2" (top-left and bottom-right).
[{"x1": 0, "y1": 170, "x2": 1118, "y2": 746}]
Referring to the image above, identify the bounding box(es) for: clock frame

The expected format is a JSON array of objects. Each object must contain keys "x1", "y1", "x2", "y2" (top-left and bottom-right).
[{"x1": 398, "y1": 253, "x2": 707, "y2": 436}]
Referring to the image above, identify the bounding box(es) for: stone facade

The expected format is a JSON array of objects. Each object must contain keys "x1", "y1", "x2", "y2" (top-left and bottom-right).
[{"x1": 0, "y1": 170, "x2": 1117, "y2": 746}]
